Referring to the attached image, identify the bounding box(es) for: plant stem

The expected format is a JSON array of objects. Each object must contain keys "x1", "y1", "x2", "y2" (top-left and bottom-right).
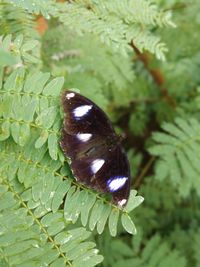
[{"x1": 134, "y1": 156, "x2": 155, "y2": 188}]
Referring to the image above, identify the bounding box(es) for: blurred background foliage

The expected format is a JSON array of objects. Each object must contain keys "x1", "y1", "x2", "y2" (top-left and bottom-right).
[{"x1": 1, "y1": 0, "x2": 200, "y2": 266}]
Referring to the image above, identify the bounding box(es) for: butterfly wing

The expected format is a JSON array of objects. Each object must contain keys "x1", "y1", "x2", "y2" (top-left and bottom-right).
[
  {"x1": 70, "y1": 144, "x2": 130, "y2": 207},
  {"x1": 61, "y1": 90, "x2": 114, "y2": 135},
  {"x1": 60, "y1": 90, "x2": 115, "y2": 160},
  {"x1": 60, "y1": 90, "x2": 130, "y2": 207}
]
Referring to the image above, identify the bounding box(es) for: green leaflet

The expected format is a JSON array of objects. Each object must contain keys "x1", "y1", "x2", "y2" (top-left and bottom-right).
[
  {"x1": 41, "y1": 212, "x2": 63, "y2": 227},
  {"x1": 21, "y1": 95, "x2": 37, "y2": 122},
  {"x1": 52, "y1": 180, "x2": 71, "y2": 213},
  {"x1": 125, "y1": 190, "x2": 144, "y2": 213},
  {"x1": 35, "y1": 106, "x2": 57, "y2": 129},
  {"x1": 35, "y1": 130, "x2": 49, "y2": 148},
  {"x1": 121, "y1": 213, "x2": 137, "y2": 235},
  {"x1": 18, "y1": 124, "x2": 30, "y2": 146},
  {"x1": 4, "y1": 68, "x2": 25, "y2": 91},
  {"x1": 0, "y1": 49, "x2": 17, "y2": 66},
  {"x1": 80, "y1": 191, "x2": 96, "y2": 227},
  {"x1": 89, "y1": 200, "x2": 104, "y2": 231},
  {"x1": 0, "y1": 120, "x2": 10, "y2": 140},
  {"x1": 96, "y1": 203, "x2": 111, "y2": 234},
  {"x1": 109, "y1": 208, "x2": 119, "y2": 237},
  {"x1": 24, "y1": 72, "x2": 50, "y2": 93},
  {"x1": 48, "y1": 132, "x2": 59, "y2": 160},
  {"x1": 72, "y1": 251, "x2": 104, "y2": 267},
  {"x1": 50, "y1": 258, "x2": 66, "y2": 267},
  {"x1": 43, "y1": 77, "x2": 64, "y2": 96},
  {"x1": 64, "y1": 187, "x2": 80, "y2": 222},
  {"x1": 21, "y1": 40, "x2": 39, "y2": 52},
  {"x1": 0, "y1": 67, "x2": 3, "y2": 88}
]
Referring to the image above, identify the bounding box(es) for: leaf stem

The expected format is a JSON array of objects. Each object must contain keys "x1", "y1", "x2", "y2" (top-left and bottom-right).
[{"x1": 134, "y1": 157, "x2": 155, "y2": 188}]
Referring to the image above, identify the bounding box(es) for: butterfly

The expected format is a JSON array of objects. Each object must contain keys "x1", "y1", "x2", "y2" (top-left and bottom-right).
[{"x1": 60, "y1": 90, "x2": 131, "y2": 207}]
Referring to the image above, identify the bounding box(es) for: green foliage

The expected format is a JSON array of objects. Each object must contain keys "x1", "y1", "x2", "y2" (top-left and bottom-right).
[
  {"x1": 129, "y1": 104, "x2": 149, "y2": 136},
  {"x1": 0, "y1": 67, "x2": 62, "y2": 159},
  {"x1": 1, "y1": 0, "x2": 200, "y2": 266},
  {"x1": 0, "y1": 174, "x2": 103, "y2": 267},
  {"x1": 0, "y1": 34, "x2": 40, "y2": 69},
  {"x1": 150, "y1": 117, "x2": 200, "y2": 197},
  {"x1": 0, "y1": 2, "x2": 37, "y2": 38},
  {"x1": 41, "y1": 25, "x2": 135, "y2": 110},
  {"x1": 194, "y1": 230, "x2": 200, "y2": 267},
  {"x1": 5, "y1": 0, "x2": 56, "y2": 19},
  {"x1": 57, "y1": 0, "x2": 175, "y2": 59},
  {"x1": 158, "y1": 0, "x2": 200, "y2": 96},
  {"x1": 0, "y1": 114, "x2": 143, "y2": 238},
  {"x1": 99, "y1": 229, "x2": 187, "y2": 267},
  {"x1": 0, "y1": 33, "x2": 144, "y2": 263}
]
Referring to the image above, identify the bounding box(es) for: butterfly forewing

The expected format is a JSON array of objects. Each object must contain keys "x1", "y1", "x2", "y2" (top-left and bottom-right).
[
  {"x1": 62, "y1": 90, "x2": 114, "y2": 135},
  {"x1": 60, "y1": 90, "x2": 131, "y2": 207}
]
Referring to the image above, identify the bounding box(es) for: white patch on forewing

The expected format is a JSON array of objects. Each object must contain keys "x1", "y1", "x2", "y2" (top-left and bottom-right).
[
  {"x1": 73, "y1": 105, "x2": 92, "y2": 118},
  {"x1": 91, "y1": 159, "x2": 105, "y2": 174},
  {"x1": 117, "y1": 199, "x2": 127, "y2": 207},
  {"x1": 76, "y1": 133, "x2": 92, "y2": 142},
  {"x1": 107, "y1": 176, "x2": 128, "y2": 192},
  {"x1": 66, "y1": 92, "x2": 75, "y2": 99}
]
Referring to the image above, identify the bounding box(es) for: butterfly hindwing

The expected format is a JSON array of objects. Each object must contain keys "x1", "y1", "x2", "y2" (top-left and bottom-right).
[{"x1": 92, "y1": 145, "x2": 130, "y2": 206}]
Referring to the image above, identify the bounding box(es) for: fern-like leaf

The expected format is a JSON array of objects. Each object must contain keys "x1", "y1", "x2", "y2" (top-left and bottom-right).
[
  {"x1": 4, "y1": 0, "x2": 56, "y2": 19},
  {"x1": 0, "y1": 138, "x2": 143, "y2": 236},
  {"x1": 57, "y1": 0, "x2": 175, "y2": 59},
  {"x1": 149, "y1": 117, "x2": 200, "y2": 197},
  {"x1": 0, "y1": 34, "x2": 40, "y2": 68},
  {"x1": 0, "y1": 2, "x2": 37, "y2": 38},
  {"x1": 101, "y1": 230, "x2": 187, "y2": 267},
  {"x1": 0, "y1": 66, "x2": 63, "y2": 159},
  {"x1": 0, "y1": 174, "x2": 103, "y2": 267}
]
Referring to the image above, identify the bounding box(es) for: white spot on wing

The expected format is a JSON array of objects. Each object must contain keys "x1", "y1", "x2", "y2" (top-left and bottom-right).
[
  {"x1": 91, "y1": 159, "x2": 105, "y2": 174},
  {"x1": 77, "y1": 133, "x2": 92, "y2": 142},
  {"x1": 107, "y1": 176, "x2": 128, "y2": 192},
  {"x1": 66, "y1": 92, "x2": 75, "y2": 99},
  {"x1": 117, "y1": 199, "x2": 127, "y2": 207},
  {"x1": 73, "y1": 105, "x2": 92, "y2": 118}
]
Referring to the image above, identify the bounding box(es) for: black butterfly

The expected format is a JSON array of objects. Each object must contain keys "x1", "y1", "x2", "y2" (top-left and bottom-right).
[{"x1": 60, "y1": 90, "x2": 130, "y2": 207}]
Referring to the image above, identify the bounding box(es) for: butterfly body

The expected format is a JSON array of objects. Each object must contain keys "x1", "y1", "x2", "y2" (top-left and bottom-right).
[{"x1": 60, "y1": 90, "x2": 131, "y2": 207}]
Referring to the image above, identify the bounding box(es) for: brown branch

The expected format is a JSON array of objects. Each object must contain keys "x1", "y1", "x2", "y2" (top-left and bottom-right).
[
  {"x1": 130, "y1": 97, "x2": 159, "y2": 104},
  {"x1": 164, "y1": 2, "x2": 192, "y2": 12},
  {"x1": 130, "y1": 42, "x2": 176, "y2": 108},
  {"x1": 134, "y1": 157, "x2": 155, "y2": 188}
]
